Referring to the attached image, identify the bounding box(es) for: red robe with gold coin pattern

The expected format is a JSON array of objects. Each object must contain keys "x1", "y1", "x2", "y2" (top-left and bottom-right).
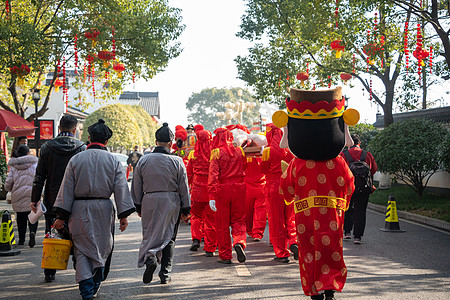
[{"x1": 280, "y1": 156, "x2": 354, "y2": 296}]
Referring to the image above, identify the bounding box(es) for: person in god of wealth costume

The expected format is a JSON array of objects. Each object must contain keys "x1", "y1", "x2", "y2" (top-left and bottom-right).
[
  {"x1": 53, "y1": 119, "x2": 136, "y2": 300},
  {"x1": 261, "y1": 123, "x2": 298, "y2": 263},
  {"x1": 274, "y1": 87, "x2": 358, "y2": 300},
  {"x1": 187, "y1": 129, "x2": 217, "y2": 256},
  {"x1": 208, "y1": 127, "x2": 247, "y2": 264}
]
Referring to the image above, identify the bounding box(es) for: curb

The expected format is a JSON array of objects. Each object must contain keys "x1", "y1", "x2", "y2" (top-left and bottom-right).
[{"x1": 368, "y1": 202, "x2": 450, "y2": 232}]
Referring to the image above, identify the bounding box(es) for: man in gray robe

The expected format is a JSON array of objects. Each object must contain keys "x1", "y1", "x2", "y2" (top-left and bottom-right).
[
  {"x1": 132, "y1": 122, "x2": 190, "y2": 284},
  {"x1": 54, "y1": 119, "x2": 135, "y2": 300}
]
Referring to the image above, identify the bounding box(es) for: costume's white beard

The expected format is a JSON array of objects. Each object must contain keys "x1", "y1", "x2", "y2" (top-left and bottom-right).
[
  {"x1": 280, "y1": 126, "x2": 289, "y2": 149},
  {"x1": 344, "y1": 124, "x2": 354, "y2": 147}
]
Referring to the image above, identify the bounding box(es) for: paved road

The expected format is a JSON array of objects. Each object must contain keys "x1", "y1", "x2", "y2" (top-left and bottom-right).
[{"x1": 0, "y1": 201, "x2": 449, "y2": 299}]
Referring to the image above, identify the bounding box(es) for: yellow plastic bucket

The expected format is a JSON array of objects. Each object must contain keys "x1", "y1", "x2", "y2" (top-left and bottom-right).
[{"x1": 41, "y1": 238, "x2": 73, "y2": 270}]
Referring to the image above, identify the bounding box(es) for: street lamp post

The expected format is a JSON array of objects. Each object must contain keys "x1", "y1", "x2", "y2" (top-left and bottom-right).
[{"x1": 32, "y1": 89, "x2": 41, "y2": 156}]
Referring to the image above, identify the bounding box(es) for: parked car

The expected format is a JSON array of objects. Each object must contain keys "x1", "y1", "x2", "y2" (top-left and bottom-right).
[{"x1": 111, "y1": 152, "x2": 133, "y2": 181}]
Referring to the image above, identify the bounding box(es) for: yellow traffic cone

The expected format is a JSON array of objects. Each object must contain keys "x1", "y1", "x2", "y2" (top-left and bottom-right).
[
  {"x1": 0, "y1": 210, "x2": 21, "y2": 256},
  {"x1": 380, "y1": 196, "x2": 405, "y2": 232}
]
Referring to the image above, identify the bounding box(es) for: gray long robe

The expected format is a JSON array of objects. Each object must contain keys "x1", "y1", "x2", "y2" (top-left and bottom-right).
[
  {"x1": 131, "y1": 149, "x2": 190, "y2": 268},
  {"x1": 54, "y1": 149, "x2": 135, "y2": 282}
]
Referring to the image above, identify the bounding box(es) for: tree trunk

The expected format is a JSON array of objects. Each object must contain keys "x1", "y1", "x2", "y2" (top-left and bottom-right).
[
  {"x1": 383, "y1": 83, "x2": 395, "y2": 127},
  {"x1": 422, "y1": 71, "x2": 427, "y2": 109}
]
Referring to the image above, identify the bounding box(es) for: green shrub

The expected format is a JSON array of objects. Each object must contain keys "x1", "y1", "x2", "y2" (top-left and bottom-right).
[{"x1": 370, "y1": 118, "x2": 447, "y2": 198}]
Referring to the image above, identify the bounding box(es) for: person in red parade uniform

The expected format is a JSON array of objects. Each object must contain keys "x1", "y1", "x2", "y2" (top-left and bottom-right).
[
  {"x1": 261, "y1": 123, "x2": 298, "y2": 263},
  {"x1": 208, "y1": 127, "x2": 247, "y2": 264},
  {"x1": 187, "y1": 130, "x2": 217, "y2": 256},
  {"x1": 244, "y1": 155, "x2": 267, "y2": 241},
  {"x1": 274, "y1": 87, "x2": 358, "y2": 300},
  {"x1": 194, "y1": 124, "x2": 204, "y2": 133}
]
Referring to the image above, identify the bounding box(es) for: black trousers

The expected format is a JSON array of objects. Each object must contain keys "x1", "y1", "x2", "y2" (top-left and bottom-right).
[
  {"x1": 344, "y1": 192, "x2": 370, "y2": 238},
  {"x1": 44, "y1": 212, "x2": 57, "y2": 277},
  {"x1": 159, "y1": 213, "x2": 181, "y2": 280},
  {"x1": 16, "y1": 211, "x2": 38, "y2": 243}
]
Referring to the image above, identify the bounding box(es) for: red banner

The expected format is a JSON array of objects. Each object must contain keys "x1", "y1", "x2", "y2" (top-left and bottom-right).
[{"x1": 39, "y1": 120, "x2": 54, "y2": 139}]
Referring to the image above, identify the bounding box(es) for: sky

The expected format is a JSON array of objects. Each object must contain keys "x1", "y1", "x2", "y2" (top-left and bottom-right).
[{"x1": 124, "y1": 0, "x2": 449, "y2": 130}]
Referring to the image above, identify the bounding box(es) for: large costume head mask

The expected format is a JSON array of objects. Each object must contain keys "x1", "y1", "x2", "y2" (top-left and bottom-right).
[{"x1": 272, "y1": 87, "x2": 359, "y2": 161}]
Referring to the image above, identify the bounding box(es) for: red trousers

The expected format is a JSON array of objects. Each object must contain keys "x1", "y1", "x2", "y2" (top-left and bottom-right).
[
  {"x1": 216, "y1": 182, "x2": 247, "y2": 260},
  {"x1": 190, "y1": 201, "x2": 217, "y2": 252},
  {"x1": 266, "y1": 180, "x2": 297, "y2": 258},
  {"x1": 245, "y1": 189, "x2": 267, "y2": 239}
]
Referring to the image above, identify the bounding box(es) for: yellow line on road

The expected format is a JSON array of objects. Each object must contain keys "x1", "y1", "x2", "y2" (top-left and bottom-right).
[{"x1": 235, "y1": 264, "x2": 251, "y2": 277}]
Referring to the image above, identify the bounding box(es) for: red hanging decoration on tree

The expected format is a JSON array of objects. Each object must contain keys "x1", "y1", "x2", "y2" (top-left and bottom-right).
[
  {"x1": 83, "y1": 63, "x2": 87, "y2": 83},
  {"x1": 113, "y1": 62, "x2": 125, "y2": 78},
  {"x1": 335, "y1": 0, "x2": 339, "y2": 28},
  {"x1": 10, "y1": 64, "x2": 31, "y2": 85},
  {"x1": 429, "y1": 46, "x2": 433, "y2": 74},
  {"x1": 92, "y1": 65, "x2": 96, "y2": 101},
  {"x1": 112, "y1": 27, "x2": 116, "y2": 59},
  {"x1": 62, "y1": 57, "x2": 67, "y2": 109},
  {"x1": 327, "y1": 75, "x2": 331, "y2": 88},
  {"x1": 54, "y1": 79, "x2": 63, "y2": 92},
  {"x1": 306, "y1": 63, "x2": 309, "y2": 75},
  {"x1": 352, "y1": 53, "x2": 356, "y2": 73},
  {"x1": 74, "y1": 34, "x2": 78, "y2": 75},
  {"x1": 132, "y1": 71, "x2": 136, "y2": 89},
  {"x1": 84, "y1": 28, "x2": 100, "y2": 47},
  {"x1": 296, "y1": 72, "x2": 309, "y2": 87},
  {"x1": 340, "y1": 73, "x2": 352, "y2": 84},
  {"x1": 404, "y1": 21, "x2": 409, "y2": 71},
  {"x1": 86, "y1": 54, "x2": 95, "y2": 75},
  {"x1": 5, "y1": 0, "x2": 9, "y2": 19},
  {"x1": 330, "y1": 40, "x2": 345, "y2": 58},
  {"x1": 97, "y1": 50, "x2": 114, "y2": 68},
  {"x1": 413, "y1": 23, "x2": 429, "y2": 82},
  {"x1": 369, "y1": 78, "x2": 373, "y2": 102}
]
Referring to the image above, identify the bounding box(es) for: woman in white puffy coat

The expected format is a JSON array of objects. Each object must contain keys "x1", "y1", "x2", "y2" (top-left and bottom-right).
[{"x1": 4, "y1": 145, "x2": 38, "y2": 247}]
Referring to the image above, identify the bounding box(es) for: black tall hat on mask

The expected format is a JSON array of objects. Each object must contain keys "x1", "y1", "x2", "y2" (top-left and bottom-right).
[{"x1": 88, "y1": 119, "x2": 113, "y2": 142}]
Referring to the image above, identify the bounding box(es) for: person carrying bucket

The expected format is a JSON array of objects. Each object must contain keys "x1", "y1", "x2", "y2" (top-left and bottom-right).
[{"x1": 53, "y1": 119, "x2": 135, "y2": 300}]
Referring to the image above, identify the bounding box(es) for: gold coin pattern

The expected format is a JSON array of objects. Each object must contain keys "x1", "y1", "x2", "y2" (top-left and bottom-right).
[
  {"x1": 337, "y1": 176, "x2": 345, "y2": 186},
  {"x1": 298, "y1": 176, "x2": 307, "y2": 186},
  {"x1": 319, "y1": 207, "x2": 328, "y2": 214},
  {"x1": 310, "y1": 236, "x2": 315, "y2": 245},
  {"x1": 297, "y1": 224, "x2": 306, "y2": 234},
  {"x1": 332, "y1": 251, "x2": 341, "y2": 261},
  {"x1": 321, "y1": 264, "x2": 330, "y2": 274},
  {"x1": 328, "y1": 190, "x2": 336, "y2": 197},
  {"x1": 326, "y1": 160, "x2": 335, "y2": 169},
  {"x1": 329, "y1": 221, "x2": 338, "y2": 231},
  {"x1": 317, "y1": 174, "x2": 327, "y2": 184},
  {"x1": 314, "y1": 220, "x2": 320, "y2": 230},
  {"x1": 315, "y1": 251, "x2": 321, "y2": 260},
  {"x1": 304, "y1": 209, "x2": 311, "y2": 216},
  {"x1": 306, "y1": 160, "x2": 316, "y2": 169},
  {"x1": 308, "y1": 189, "x2": 317, "y2": 197},
  {"x1": 321, "y1": 235, "x2": 330, "y2": 246},
  {"x1": 278, "y1": 187, "x2": 283, "y2": 195},
  {"x1": 304, "y1": 252, "x2": 313, "y2": 263},
  {"x1": 288, "y1": 186, "x2": 295, "y2": 195}
]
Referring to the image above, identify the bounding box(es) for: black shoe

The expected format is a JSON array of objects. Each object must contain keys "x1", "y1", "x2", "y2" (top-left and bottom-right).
[
  {"x1": 311, "y1": 294, "x2": 324, "y2": 300},
  {"x1": 18, "y1": 240, "x2": 25, "y2": 246},
  {"x1": 143, "y1": 257, "x2": 157, "y2": 284},
  {"x1": 29, "y1": 232, "x2": 36, "y2": 248},
  {"x1": 45, "y1": 275, "x2": 55, "y2": 283},
  {"x1": 190, "y1": 239, "x2": 200, "y2": 251},
  {"x1": 273, "y1": 256, "x2": 289, "y2": 263},
  {"x1": 217, "y1": 259, "x2": 232, "y2": 264},
  {"x1": 160, "y1": 276, "x2": 171, "y2": 284},
  {"x1": 205, "y1": 251, "x2": 214, "y2": 257},
  {"x1": 324, "y1": 290, "x2": 335, "y2": 300},
  {"x1": 234, "y1": 243, "x2": 246, "y2": 263},
  {"x1": 290, "y1": 244, "x2": 299, "y2": 260}
]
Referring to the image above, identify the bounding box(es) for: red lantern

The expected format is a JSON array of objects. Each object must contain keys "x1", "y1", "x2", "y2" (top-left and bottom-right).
[
  {"x1": 84, "y1": 28, "x2": 100, "y2": 47},
  {"x1": 97, "y1": 50, "x2": 114, "y2": 68},
  {"x1": 54, "y1": 79, "x2": 64, "y2": 92},
  {"x1": 413, "y1": 46, "x2": 429, "y2": 67},
  {"x1": 296, "y1": 72, "x2": 309, "y2": 86},
  {"x1": 10, "y1": 64, "x2": 31, "y2": 85},
  {"x1": 113, "y1": 62, "x2": 125, "y2": 77},
  {"x1": 340, "y1": 73, "x2": 352, "y2": 83},
  {"x1": 330, "y1": 40, "x2": 345, "y2": 58},
  {"x1": 363, "y1": 43, "x2": 382, "y2": 64},
  {"x1": 74, "y1": 34, "x2": 78, "y2": 74}
]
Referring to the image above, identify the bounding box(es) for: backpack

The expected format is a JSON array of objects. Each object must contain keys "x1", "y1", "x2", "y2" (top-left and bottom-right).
[{"x1": 343, "y1": 149, "x2": 373, "y2": 194}]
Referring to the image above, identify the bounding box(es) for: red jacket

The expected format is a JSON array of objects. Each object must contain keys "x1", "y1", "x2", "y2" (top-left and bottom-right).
[
  {"x1": 244, "y1": 156, "x2": 266, "y2": 194},
  {"x1": 187, "y1": 150, "x2": 210, "y2": 188},
  {"x1": 208, "y1": 147, "x2": 247, "y2": 200}
]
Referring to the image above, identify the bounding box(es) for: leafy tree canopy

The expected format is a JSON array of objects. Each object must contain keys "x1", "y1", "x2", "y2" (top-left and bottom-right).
[
  {"x1": 236, "y1": 0, "x2": 447, "y2": 127},
  {"x1": 185, "y1": 87, "x2": 260, "y2": 132},
  {"x1": 349, "y1": 123, "x2": 379, "y2": 149},
  {"x1": 125, "y1": 105, "x2": 158, "y2": 147},
  {"x1": 0, "y1": 0, "x2": 184, "y2": 122},
  {"x1": 369, "y1": 118, "x2": 448, "y2": 197},
  {"x1": 81, "y1": 103, "x2": 142, "y2": 151}
]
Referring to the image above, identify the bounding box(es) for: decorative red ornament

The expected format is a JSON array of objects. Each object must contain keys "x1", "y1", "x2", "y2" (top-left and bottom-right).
[
  {"x1": 112, "y1": 27, "x2": 116, "y2": 59},
  {"x1": 335, "y1": 0, "x2": 339, "y2": 28},
  {"x1": 306, "y1": 63, "x2": 309, "y2": 75},
  {"x1": 97, "y1": 50, "x2": 114, "y2": 68},
  {"x1": 352, "y1": 54, "x2": 356, "y2": 73},
  {"x1": 132, "y1": 71, "x2": 135, "y2": 83},
  {"x1": 429, "y1": 46, "x2": 433, "y2": 74},
  {"x1": 369, "y1": 78, "x2": 373, "y2": 102},
  {"x1": 83, "y1": 63, "x2": 87, "y2": 83},
  {"x1": 54, "y1": 79, "x2": 64, "y2": 92},
  {"x1": 340, "y1": 73, "x2": 352, "y2": 83},
  {"x1": 330, "y1": 40, "x2": 345, "y2": 58},
  {"x1": 63, "y1": 58, "x2": 67, "y2": 107},
  {"x1": 363, "y1": 43, "x2": 383, "y2": 64},
  {"x1": 5, "y1": 0, "x2": 9, "y2": 19},
  {"x1": 296, "y1": 72, "x2": 309, "y2": 86},
  {"x1": 327, "y1": 75, "x2": 331, "y2": 88},
  {"x1": 10, "y1": 64, "x2": 31, "y2": 85},
  {"x1": 74, "y1": 35, "x2": 78, "y2": 74},
  {"x1": 413, "y1": 47, "x2": 429, "y2": 66},
  {"x1": 85, "y1": 28, "x2": 100, "y2": 47},
  {"x1": 404, "y1": 21, "x2": 409, "y2": 71},
  {"x1": 92, "y1": 65, "x2": 96, "y2": 100},
  {"x1": 113, "y1": 62, "x2": 125, "y2": 77}
]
